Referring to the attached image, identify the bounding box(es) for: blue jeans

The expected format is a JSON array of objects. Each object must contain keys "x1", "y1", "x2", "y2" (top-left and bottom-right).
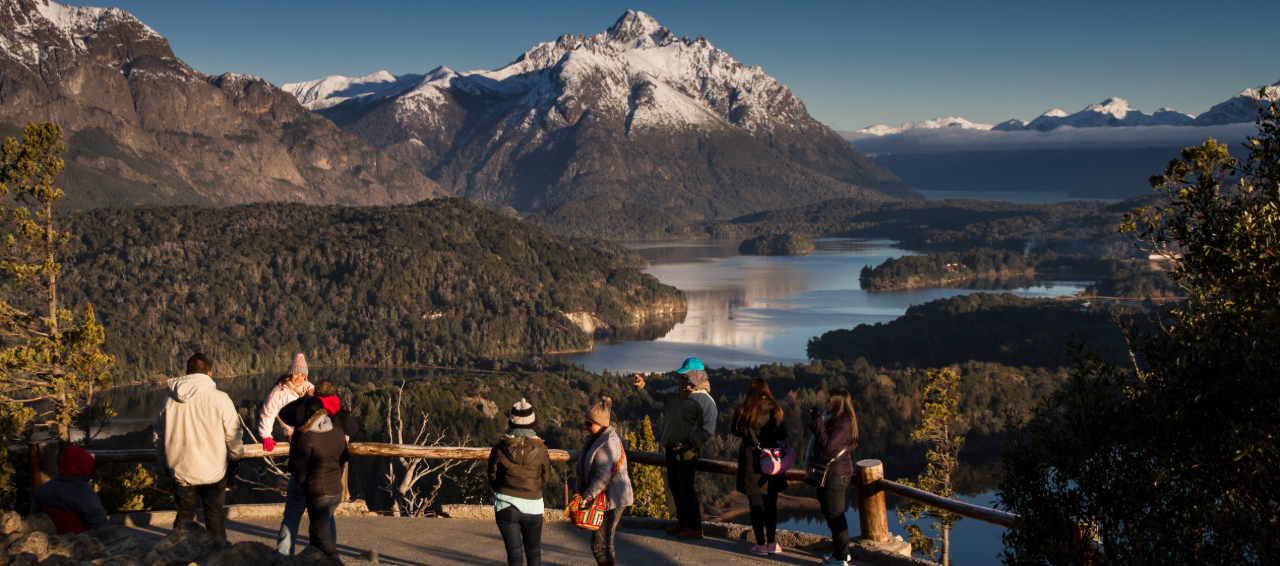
[
  {"x1": 495, "y1": 506, "x2": 542, "y2": 566},
  {"x1": 277, "y1": 479, "x2": 337, "y2": 555}
]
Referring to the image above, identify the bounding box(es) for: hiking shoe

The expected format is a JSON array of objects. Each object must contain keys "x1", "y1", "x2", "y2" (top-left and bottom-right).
[
  {"x1": 765, "y1": 542, "x2": 783, "y2": 554},
  {"x1": 821, "y1": 554, "x2": 848, "y2": 566},
  {"x1": 665, "y1": 525, "x2": 688, "y2": 536},
  {"x1": 749, "y1": 545, "x2": 769, "y2": 556},
  {"x1": 677, "y1": 528, "x2": 704, "y2": 540}
]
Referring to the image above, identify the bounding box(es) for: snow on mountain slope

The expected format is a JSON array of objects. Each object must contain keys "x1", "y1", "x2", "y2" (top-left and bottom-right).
[
  {"x1": 297, "y1": 11, "x2": 808, "y2": 139},
  {"x1": 0, "y1": 0, "x2": 169, "y2": 71},
  {"x1": 282, "y1": 69, "x2": 430, "y2": 111},
  {"x1": 856, "y1": 117, "x2": 994, "y2": 136},
  {"x1": 1195, "y1": 79, "x2": 1280, "y2": 125}
]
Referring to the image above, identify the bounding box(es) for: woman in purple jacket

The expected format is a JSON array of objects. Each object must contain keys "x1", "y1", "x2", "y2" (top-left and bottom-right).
[{"x1": 808, "y1": 388, "x2": 860, "y2": 566}]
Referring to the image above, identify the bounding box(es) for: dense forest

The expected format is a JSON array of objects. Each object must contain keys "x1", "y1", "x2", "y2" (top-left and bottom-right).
[
  {"x1": 42, "y1": 199, "x2": 685, "y2": 382},
  {"x1": 77, "y1": 357, "x2": 1067, "y2": 517},
  {"x1": 859, "y1": 248, "x2": 1184, "y2": 298},
  {"x1": 737, "y1": 233, "x2": 814, "y2": 256},
  {"x1": 525, "y1": 196, "x2": 701, "y2": 240},
  {"x1": 528, "y1": 194, "x2": 1154, "y2": 257},
  {"x1": 807, "y1": 293, "x2": 1165, "y2": 368}
]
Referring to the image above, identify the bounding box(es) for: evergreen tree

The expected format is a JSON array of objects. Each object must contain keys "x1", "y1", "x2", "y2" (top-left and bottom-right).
[
  {"x1": 0, "y1": 122, "x2": 115, "y2": 443},
  {"x1": 897, "y1": 368, "x2": 966, "y2": 565},
  {"x1": 626, "y1": 416, "x2": 670, "y2": 518},
  {"x1": 1000, "y1": 92, "x2": 1280, "y2": 564}
]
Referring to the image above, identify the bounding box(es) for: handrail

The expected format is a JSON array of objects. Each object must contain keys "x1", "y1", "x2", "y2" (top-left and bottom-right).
[
  {"x1": 82, "y1": 442, "x2": 808, "y2": 482},
  {"x1": 49, "y1": 444, "x2": 1015, "y2": 533},
  {"x1": 877, "y1": 479, "x2": 1019, "y2": 529}
]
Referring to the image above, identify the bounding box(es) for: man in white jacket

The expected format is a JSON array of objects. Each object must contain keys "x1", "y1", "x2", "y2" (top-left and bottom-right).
[{"x1": 154, "y1": 353, "x2": 244, "y2": 539}]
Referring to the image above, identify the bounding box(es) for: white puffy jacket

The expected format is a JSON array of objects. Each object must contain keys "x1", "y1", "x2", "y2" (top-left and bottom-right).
[
  {"x1": 154, "y1": 373, "x2": 245, "y2": 486},
  {"x1": 257, "y1": 380, "x2": 313, "y2": 440}
]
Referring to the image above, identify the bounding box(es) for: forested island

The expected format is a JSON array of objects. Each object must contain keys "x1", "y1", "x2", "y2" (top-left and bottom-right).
[
  {"x1": 737, "y1": 233, "x2": 814, "y2": 255},
  {"x1": 58, "y1": 198, "x2": 686, "y2": 381},
  {"x1": 858, "y1": 247, "x2": 1184, "y2": 297},
  {"x1": 807, "y1": 292, "x2": 1163, "y2": 368}
]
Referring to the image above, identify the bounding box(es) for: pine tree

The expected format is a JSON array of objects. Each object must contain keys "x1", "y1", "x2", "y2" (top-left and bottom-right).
[
  {"x1": 0, "y1": 122, "x2": 115, "y2": 444},
  {"x1": 897, "y1": 368, "x2": 966, "y2": 565},
  {"x1": 626, "y1": 415, "x2": 669, "y2": 518}
]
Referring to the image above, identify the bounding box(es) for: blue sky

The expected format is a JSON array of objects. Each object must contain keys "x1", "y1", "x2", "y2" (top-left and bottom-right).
[{"x1": 111, "y1": 0, "x2": 1278, "y2": 130}]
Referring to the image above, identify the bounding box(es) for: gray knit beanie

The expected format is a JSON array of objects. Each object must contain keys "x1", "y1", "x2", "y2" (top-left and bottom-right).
[
  {"x1": 509, "y1": 398, "x2": 535, "y2": 427},
  {"x1": 288, "y1": 354, "x2": 308, "y2": 376}
]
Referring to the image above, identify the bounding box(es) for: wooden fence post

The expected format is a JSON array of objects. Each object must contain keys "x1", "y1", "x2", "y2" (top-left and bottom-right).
[
  {"x1": 856, "y1": 459, "x2": 891, "y2": 543},
  {"x1": 29, "y1": 439, "x2": 60, "y2": 496}
]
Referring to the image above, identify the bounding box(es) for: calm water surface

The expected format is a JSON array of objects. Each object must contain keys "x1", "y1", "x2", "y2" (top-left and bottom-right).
[{"x1": 563, "y1": 238, "x2": 1090, "y2": 374}]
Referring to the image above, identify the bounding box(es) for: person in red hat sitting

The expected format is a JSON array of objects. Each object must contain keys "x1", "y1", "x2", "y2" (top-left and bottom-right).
[{"x1": 30, "y1": 445, "x2": 109, "y2": 534}]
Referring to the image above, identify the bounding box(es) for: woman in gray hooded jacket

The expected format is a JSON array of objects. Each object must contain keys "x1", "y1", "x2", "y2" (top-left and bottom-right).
[{"x1": 576, "y1": 397, "x2": 633, "y2": 566}]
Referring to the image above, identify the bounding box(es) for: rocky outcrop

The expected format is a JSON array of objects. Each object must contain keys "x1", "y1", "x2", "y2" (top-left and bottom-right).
[
  {"x1": 0, "y1": 512, "x2": 342, "y2": 566},
  {"x1": 0, "y1": 0, "x2": 442, "y2": 210}
]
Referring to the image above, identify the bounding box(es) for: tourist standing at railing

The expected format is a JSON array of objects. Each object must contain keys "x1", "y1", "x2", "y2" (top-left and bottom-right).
[
  {"x1": 487, "y1": 398, "x2": 553, "y2": 566},
  {"x1": 807, "y1": 389, "x2": 860, "y2": 566},
  {"x1": 576, "y1": 397, "x2": 633, "y2": 566},
  {"x1": 730, "y1": 378, "x2": 788, "y2": 556},
  {"x1": 288, "y1": 396, "x2": 349, "y2": 558},
  {"x1": 274, "y1": 379, "x2": 356, "y2": 554},
  {"x1": 154, "y1": 353, "x2": 244, "y2": 540},
  {"x1": 633, "y1": 357, "x2": 717, "y2": 540},
  {"x1": 259, "y1": 354, "x2": 314, "y2": 451},
  {"x1": 256, "y1": 354, "x2": 318, "y2": 555}
]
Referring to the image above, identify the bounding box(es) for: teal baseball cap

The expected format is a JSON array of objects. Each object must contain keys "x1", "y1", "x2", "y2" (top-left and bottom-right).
[{"x1": 675, "y1": 357, "x2": 705, "y2": 373}]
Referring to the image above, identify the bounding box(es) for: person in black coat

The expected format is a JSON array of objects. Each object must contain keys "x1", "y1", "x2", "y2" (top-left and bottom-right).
[
  {"x1": 808, "y1": 388, "x2": 859, "y2": 566},
  {"x1": 287, "y1": 396, "x2": 349, "y2": 557},
  {"x1": 730, "y1": 378, "x2": 789, "y2": 556}
]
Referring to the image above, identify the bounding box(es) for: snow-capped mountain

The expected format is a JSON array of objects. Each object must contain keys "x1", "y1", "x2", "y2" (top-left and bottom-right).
[
  {"x1": 855, "y1": 117, "x2": 994, "y2": 136},
  {"x1": 283, "y1": 69, "x2": 437, "y2": 111},
  {"x1": 0, "y1": 0, "x2": 441, "y2": 209},
  {"x1": 1013, "y1": 98, "x2": 1195, "y2": 131},
  {"x1": 290, "y1": 11, "x2": 913, "y2": 218},
  {"x1": 1195, "y1": 79, "x2": 1280, "y2": 125},
  {"x1": 858, "y1": 82, "x2": 1277, "y2": 137}
]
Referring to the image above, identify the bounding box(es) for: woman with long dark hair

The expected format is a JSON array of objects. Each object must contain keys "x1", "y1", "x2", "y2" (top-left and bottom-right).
[
  {"x1": 808, "y1": 388, "x2": 859, "y2": 566},
  {"x1": 730, "y1": 378, "x2": 789, "y2": 556}
]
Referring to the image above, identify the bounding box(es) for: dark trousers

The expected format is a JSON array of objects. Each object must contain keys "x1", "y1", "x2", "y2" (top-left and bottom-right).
[
  {"x1": 173, "y1": 476, "x2": 228, "y2": 539},
  {"x1": 495, "y1": 506, "x2": 543, "y2": 566},
  {"x1": 816, "y1": 474, "x2": 852, "y2": 561},
  {"x1": 305, "y1": 493, "x2": 341, "y2": 557},
  {"x1": 748, "y1": 493, "x2": 779, "y2": 545},
  {"x1": 590, "y1": 507, "x2": 626, "y2": 563},
  {"x1": 665, "y1": 449, "x2": 701, "y2": 529}
]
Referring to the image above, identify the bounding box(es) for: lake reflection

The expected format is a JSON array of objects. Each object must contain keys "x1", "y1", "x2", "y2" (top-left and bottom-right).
[{"x1": 561, "y1": 238, "x2": 1091, "y2": 373}]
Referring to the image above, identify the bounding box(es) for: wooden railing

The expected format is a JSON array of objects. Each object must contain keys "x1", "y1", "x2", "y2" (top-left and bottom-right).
[{"x1": 28, "y1": 441, "x2": 1015, "y2": 539}]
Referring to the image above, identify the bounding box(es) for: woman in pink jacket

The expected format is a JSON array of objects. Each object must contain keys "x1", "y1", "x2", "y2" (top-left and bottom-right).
[{"x1": 256, "y1": 354, "x2": 324, "y2": 555}]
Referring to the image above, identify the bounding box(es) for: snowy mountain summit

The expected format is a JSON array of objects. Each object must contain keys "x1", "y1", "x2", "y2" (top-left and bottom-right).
[
  {"x1": 856, "y1": 117, "x2": 994, "y2": 136},
  {"x1": 290, "y1": 10, "x2": 912, "y2": 218}
]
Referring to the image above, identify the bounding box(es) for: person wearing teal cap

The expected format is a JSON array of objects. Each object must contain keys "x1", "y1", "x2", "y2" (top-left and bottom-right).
[{"x1": 633, "y1": 357, "x2": 717, "y2": 540}]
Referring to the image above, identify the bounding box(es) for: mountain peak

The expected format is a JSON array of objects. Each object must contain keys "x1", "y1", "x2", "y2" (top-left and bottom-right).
[{"x1": 605, "y1": 10, "x2": 671, "y2": 48}]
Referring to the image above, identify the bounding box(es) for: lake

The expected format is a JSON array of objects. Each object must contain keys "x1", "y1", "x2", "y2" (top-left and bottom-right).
[{"x1": 560, "y1": 238, "x2": 1090, "y2": 374}]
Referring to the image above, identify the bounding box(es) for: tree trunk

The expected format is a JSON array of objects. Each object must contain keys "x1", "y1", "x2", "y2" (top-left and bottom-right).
[{"x1": 942, "y1": 526, "x2": 950, "y2": 566}]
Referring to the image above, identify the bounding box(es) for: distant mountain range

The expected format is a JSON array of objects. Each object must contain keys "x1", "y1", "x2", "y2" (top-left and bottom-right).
[
  {"x1": 0, "y1": 0, "x2": 443, "y2": 209},
  {"x1": 282, "y1": 11, "x2": 915, "y2": 219},
  {"x1": 852, "y1": 80, "x2": 1279, "y2": 137}
]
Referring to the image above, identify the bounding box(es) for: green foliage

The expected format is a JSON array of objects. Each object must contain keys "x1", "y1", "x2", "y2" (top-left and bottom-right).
[
  {"x1": 527, "y1": 195, "x2": 699, "y2": 240},
  {"x1": 1000, "y1": 94, "x2": 1280, "y2": 565},
  {"x1": 54, "y1": 198, "x2": 683, "y2": 381},
  {"x1": 0, "y1": 122, "x2": 115, "y2": 443},
  {"x1": 94, "y1": 463, "x2": 166, "y2": 512},
  {"x1": 898, "y1": 369, "x2": 966, "y2": 565},
  {"x1": 625, "y1": 415, "x2": 669, "y2": 518},
  {"x1": 737, "y1": 233, "x2": 814, "y2": 256},
  {"x1": 808, "y1": 293, "x2": 1160, "y2": 369},
  {"x1": 1082, "y1": 260, "x2": 1185, "y2": 299}
]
